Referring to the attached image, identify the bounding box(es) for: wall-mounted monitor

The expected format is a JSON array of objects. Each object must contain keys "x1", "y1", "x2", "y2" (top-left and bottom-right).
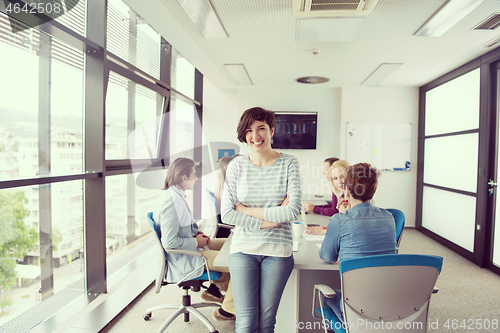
[{"x1": 273, "y1": 112, "x2": 317, "y2": 150}]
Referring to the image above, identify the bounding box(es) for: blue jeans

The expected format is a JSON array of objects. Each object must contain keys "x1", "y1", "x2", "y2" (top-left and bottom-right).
[
  {"x1": 324, "y1": 289, "x2": 343, "y2": 325},
  {"x1": 229, "y1": 252, "x2": 294, "y2": 333}
]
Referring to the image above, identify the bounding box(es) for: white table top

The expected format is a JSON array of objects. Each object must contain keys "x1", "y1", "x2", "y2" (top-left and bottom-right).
[{"x1": 213, "y1": 213, "x2": 338, "y2": 271}]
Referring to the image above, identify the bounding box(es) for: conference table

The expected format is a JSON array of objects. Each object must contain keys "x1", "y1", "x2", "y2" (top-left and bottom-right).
[{"x1": 213, "y1": 196, "x2": 339, "y2": 333}]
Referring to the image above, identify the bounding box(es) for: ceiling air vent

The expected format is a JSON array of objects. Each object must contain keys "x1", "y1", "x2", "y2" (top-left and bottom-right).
[
  {"x1": 483, "y1": 35, "x2": 500, "y2": 48},
  {"x1": 293, "y1": 0, "x2": 379, "y2": 17},
  {"x1": 474, "y1": 13, "x2": 500, "y2": 30},
  {"x1": 295, "y1": 76, "x2": 330, "y2": 84}
]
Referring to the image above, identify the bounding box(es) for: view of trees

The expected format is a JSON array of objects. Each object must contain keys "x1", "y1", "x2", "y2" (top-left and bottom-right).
[{"x1": 0, "y1": 189, "x2": 38, "y2": 312}]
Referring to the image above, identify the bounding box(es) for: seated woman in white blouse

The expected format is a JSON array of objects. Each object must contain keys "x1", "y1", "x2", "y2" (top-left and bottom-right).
[{"x1": 153, "y1": 157, "x2": 235, "y2": 321}]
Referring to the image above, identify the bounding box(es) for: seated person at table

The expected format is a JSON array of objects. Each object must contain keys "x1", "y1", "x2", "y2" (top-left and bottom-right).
[
  {"x1": 304, "y1": 157, "x2": 338, "y2": 215},
  {"x1": 214, "y1": 154, "x2": 240, "y2": 238},
  {"x1": 319, "y1": 162, "x2": 396, "y2": 323},
  {"x1": 154, "y1": 157, "x2": 235, "y2": 321},
  {"x1": 306, "y1": 160, "x2": 351, "y2": 235}
]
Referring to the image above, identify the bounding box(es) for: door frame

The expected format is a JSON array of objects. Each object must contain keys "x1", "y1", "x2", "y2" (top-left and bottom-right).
[{"x1": 416, "y1": 47, "x2": 500, "y2": 273}]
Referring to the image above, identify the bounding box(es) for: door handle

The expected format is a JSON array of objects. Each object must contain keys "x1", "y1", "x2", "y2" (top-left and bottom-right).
[{"x1": 488, "y1": 179, "x2": 497, "y2": 187}]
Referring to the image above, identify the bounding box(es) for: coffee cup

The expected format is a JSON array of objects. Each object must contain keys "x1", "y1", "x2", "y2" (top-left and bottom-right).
[{"x1": 293, "y1": 222, "x2": 305, "y2": 240}]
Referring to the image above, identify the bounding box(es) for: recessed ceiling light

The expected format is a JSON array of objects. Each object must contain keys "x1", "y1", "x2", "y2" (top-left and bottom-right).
[
  {"x1": 297, "y1": 17, "x2": 364, "y2": 42},
  {"x1": 361, "y1": 64, "x2": 403, "y2": 86},
  {"x1": 175, "y1": 0, "x2": 228, "y2": 38},
  {"x1": 224, "y1": 64, "x2": 253, "y2": 85},
  {"x1": 414, "y1": 0, "x2": 484, "y2": 37}
]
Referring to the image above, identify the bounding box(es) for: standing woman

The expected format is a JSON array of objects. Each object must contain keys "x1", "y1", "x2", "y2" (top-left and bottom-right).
[
  {"x1": 221, "y1": 107, "x2": 302, "y2": 332},
  {"x1": 153, "y1": 157, "x2": 235, "y2": 320}
]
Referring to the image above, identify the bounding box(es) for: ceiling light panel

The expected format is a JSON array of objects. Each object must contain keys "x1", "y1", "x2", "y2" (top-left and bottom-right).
[
  {"x1": 224, "y1": 64, "x2": 253, "y2": 85},
  {"x1": 175, "y1": 0, "x2": 228, "y2": 38},
  {"x1": 362, "y1": 63, "x2": 403, "y2": 86},
  {"x1": 414, "y1": 0, "x2": 484, "y2": 37},
  {"x1": 296, "y1": 17, "x2": 364, "y2": 41}
]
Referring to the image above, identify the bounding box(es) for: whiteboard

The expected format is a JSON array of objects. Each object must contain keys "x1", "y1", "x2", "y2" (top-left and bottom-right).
[{"x1": 346, "y1": 122, "x2": 411, "y2": 171}]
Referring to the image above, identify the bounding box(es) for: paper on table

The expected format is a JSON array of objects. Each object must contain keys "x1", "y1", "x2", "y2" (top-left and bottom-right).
[
  {"x1": 303, "y1": 233, "x2": 325, "y2": 242},
  {"x1": 293, "y1": 241, "x2": 299, "y2": 252}
]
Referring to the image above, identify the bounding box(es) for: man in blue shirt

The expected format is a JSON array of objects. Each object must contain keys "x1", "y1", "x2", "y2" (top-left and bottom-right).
[{"x1": 319, "y1": 163, "x2": 396, "y2": 323}]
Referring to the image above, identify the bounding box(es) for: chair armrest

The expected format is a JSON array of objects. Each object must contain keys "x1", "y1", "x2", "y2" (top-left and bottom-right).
[
  {"x1": 165, "y1": 249, "x2": 203, "y2": 257},
  {"x1": 314, "y1": 284, "x2": 336, "y2": 298},
  {"x1": 432, "y1": 287, "x2": 439, "y2": 294}
]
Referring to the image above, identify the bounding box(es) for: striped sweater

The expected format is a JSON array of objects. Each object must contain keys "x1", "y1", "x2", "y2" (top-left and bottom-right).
[{"x1": 221, "y1": 153, "x2": 302, "y2": 256}]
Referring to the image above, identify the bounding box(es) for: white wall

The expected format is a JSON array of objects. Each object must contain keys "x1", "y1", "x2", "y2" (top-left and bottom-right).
[
  {"x1": 203, "y1": 79, "x2": 342, "y2": 197},
  {"x1": 203, "y1": 79, "x2": 419, "y2": 227},
  {"x1": 340, "y1": 86, "x2": 419, "y2": 227}
]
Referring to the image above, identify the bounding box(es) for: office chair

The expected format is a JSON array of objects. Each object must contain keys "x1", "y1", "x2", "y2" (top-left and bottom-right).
[
  {"x1": 206, "y1": 188, "x2": 234, "y2": 238},
  {"x1": 312, "y1": 254, "x2": 443, "y2": 333},
  {"x1": 144, "y1": 212, "x2": 222, "y2": 333},
  {"x1": 386, "y1": 208, "x2": 405, "y2": 253}
]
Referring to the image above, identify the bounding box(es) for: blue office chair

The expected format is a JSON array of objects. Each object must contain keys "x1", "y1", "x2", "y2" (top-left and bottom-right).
[
  {"x1": 312, "y1": 254, "x2": 443, "y2": 333},
  {"x1": 144, "y1": 212, "x2": 223, "y2": 333},
  {"x1": 386, "y1": 208, "x2": 405, "y2": 253}
]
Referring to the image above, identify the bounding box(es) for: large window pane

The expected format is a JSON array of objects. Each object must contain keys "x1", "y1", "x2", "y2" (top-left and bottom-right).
[
  {"x1": 54, "y1": 0, "x2": 86, "y2": 36},
  {"x1": 51, "y1": 40, "x2": 84, "y2": 174},
  {"x1": 137, "y1": 21, "x2": 161, "y2": 80},
  {"x1": 0, "y1": 186, "x2": 39, "y2": 327},
  {"x1": 107, "y1": 0, "x2": 160, "y2": 79},
  {"x1": 0, "y1": 181, "x2": 84, "y2": 329},
  {"x1": 0, "y1": 14, "x2": 84, "y2": 181},
  {"x1": 425, "y1": 69, "x2": 480, "y2": 136},
  {"x1": 169, "y1": 96, "x2": 195, "y2": 160},
  {"x1": 422, "y1": 186, "x2": 475, "y2": 252},
  {"x1": 423, "y1": 133, "x2": 478, "y2": 193},
  {"x1": 105, "y1": 172, "x2": 159, "y2": 280},
  {"x1": 171, "y1": 49, "x2": 195, "y2": 99},
  {"x1": 105, "y1": 72, "x2": 163, "y2": 160},
  {"x1": 0, "y1": 14, "x2": 39, "y2": 181}
]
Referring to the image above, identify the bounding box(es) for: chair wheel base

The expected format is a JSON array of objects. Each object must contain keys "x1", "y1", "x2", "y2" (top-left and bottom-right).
[{"x1": 143, "y1": 313, "x2": 152, "y2": 321}]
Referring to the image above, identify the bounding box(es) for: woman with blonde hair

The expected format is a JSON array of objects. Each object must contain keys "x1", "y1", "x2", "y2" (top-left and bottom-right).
[{"x1": 306, "y1": 159, "x2": 350, "y2": 235}]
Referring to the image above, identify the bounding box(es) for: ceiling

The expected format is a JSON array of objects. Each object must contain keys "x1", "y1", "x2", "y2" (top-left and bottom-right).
[{"x1": 124, "y1": 0, "x2": 500, "y2": 89}]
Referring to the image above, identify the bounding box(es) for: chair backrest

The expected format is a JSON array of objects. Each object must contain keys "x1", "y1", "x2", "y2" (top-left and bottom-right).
[
  {"x1": 147, "y1": 212, "x2": 168, "y2": 294},
  {"x1": 339, "y1": 254, "x2": 443, "y2": 332},
  {"x1": 386, "y1": 208, "x2": 405, "y2": 247}
]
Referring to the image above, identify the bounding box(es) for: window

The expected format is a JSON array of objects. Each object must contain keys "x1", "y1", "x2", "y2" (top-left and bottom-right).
[
  {"x1": 0, "y1": 12, "x2": 84, "y2": 181},
  {"x1": 105, "y1": 173, "x2": 157, "y2": 277},
  {"x1": 107, "y1": 0, "x2": 160, "y2": 79},
  {"x1": 421, "y1": 69, "x2": 480, "y2": 253},
  {"x1": 105, "y1": 71, "x2": 163, "y2": 160},
  {"x1": 171, "y1": 49, "x2": 195, "y2": 99}
]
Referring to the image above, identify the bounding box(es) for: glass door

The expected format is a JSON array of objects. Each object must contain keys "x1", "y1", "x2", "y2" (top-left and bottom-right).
[{"x1": 491, "y1": 65, "x2": 500, "y2": 270}]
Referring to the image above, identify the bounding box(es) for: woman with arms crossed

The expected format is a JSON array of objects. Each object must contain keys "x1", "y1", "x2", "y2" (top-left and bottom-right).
[
  {"x1": 221, "y1": 107, "x2": 302, "y2": 332},
  {"x1": 153, "y1": 157, "x2": 235, "y2": 321}
]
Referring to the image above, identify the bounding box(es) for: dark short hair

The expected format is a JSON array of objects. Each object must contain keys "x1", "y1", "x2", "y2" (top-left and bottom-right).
[
  {"x1": 236, "y1": 107, "x2": 276, "y2": 143},
  {"x1": 344, "y1": 163, "x2": 380, "y2": 202},
  {"x1": 324, "y1": 157, "x2": 339, "y2": 165}
]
